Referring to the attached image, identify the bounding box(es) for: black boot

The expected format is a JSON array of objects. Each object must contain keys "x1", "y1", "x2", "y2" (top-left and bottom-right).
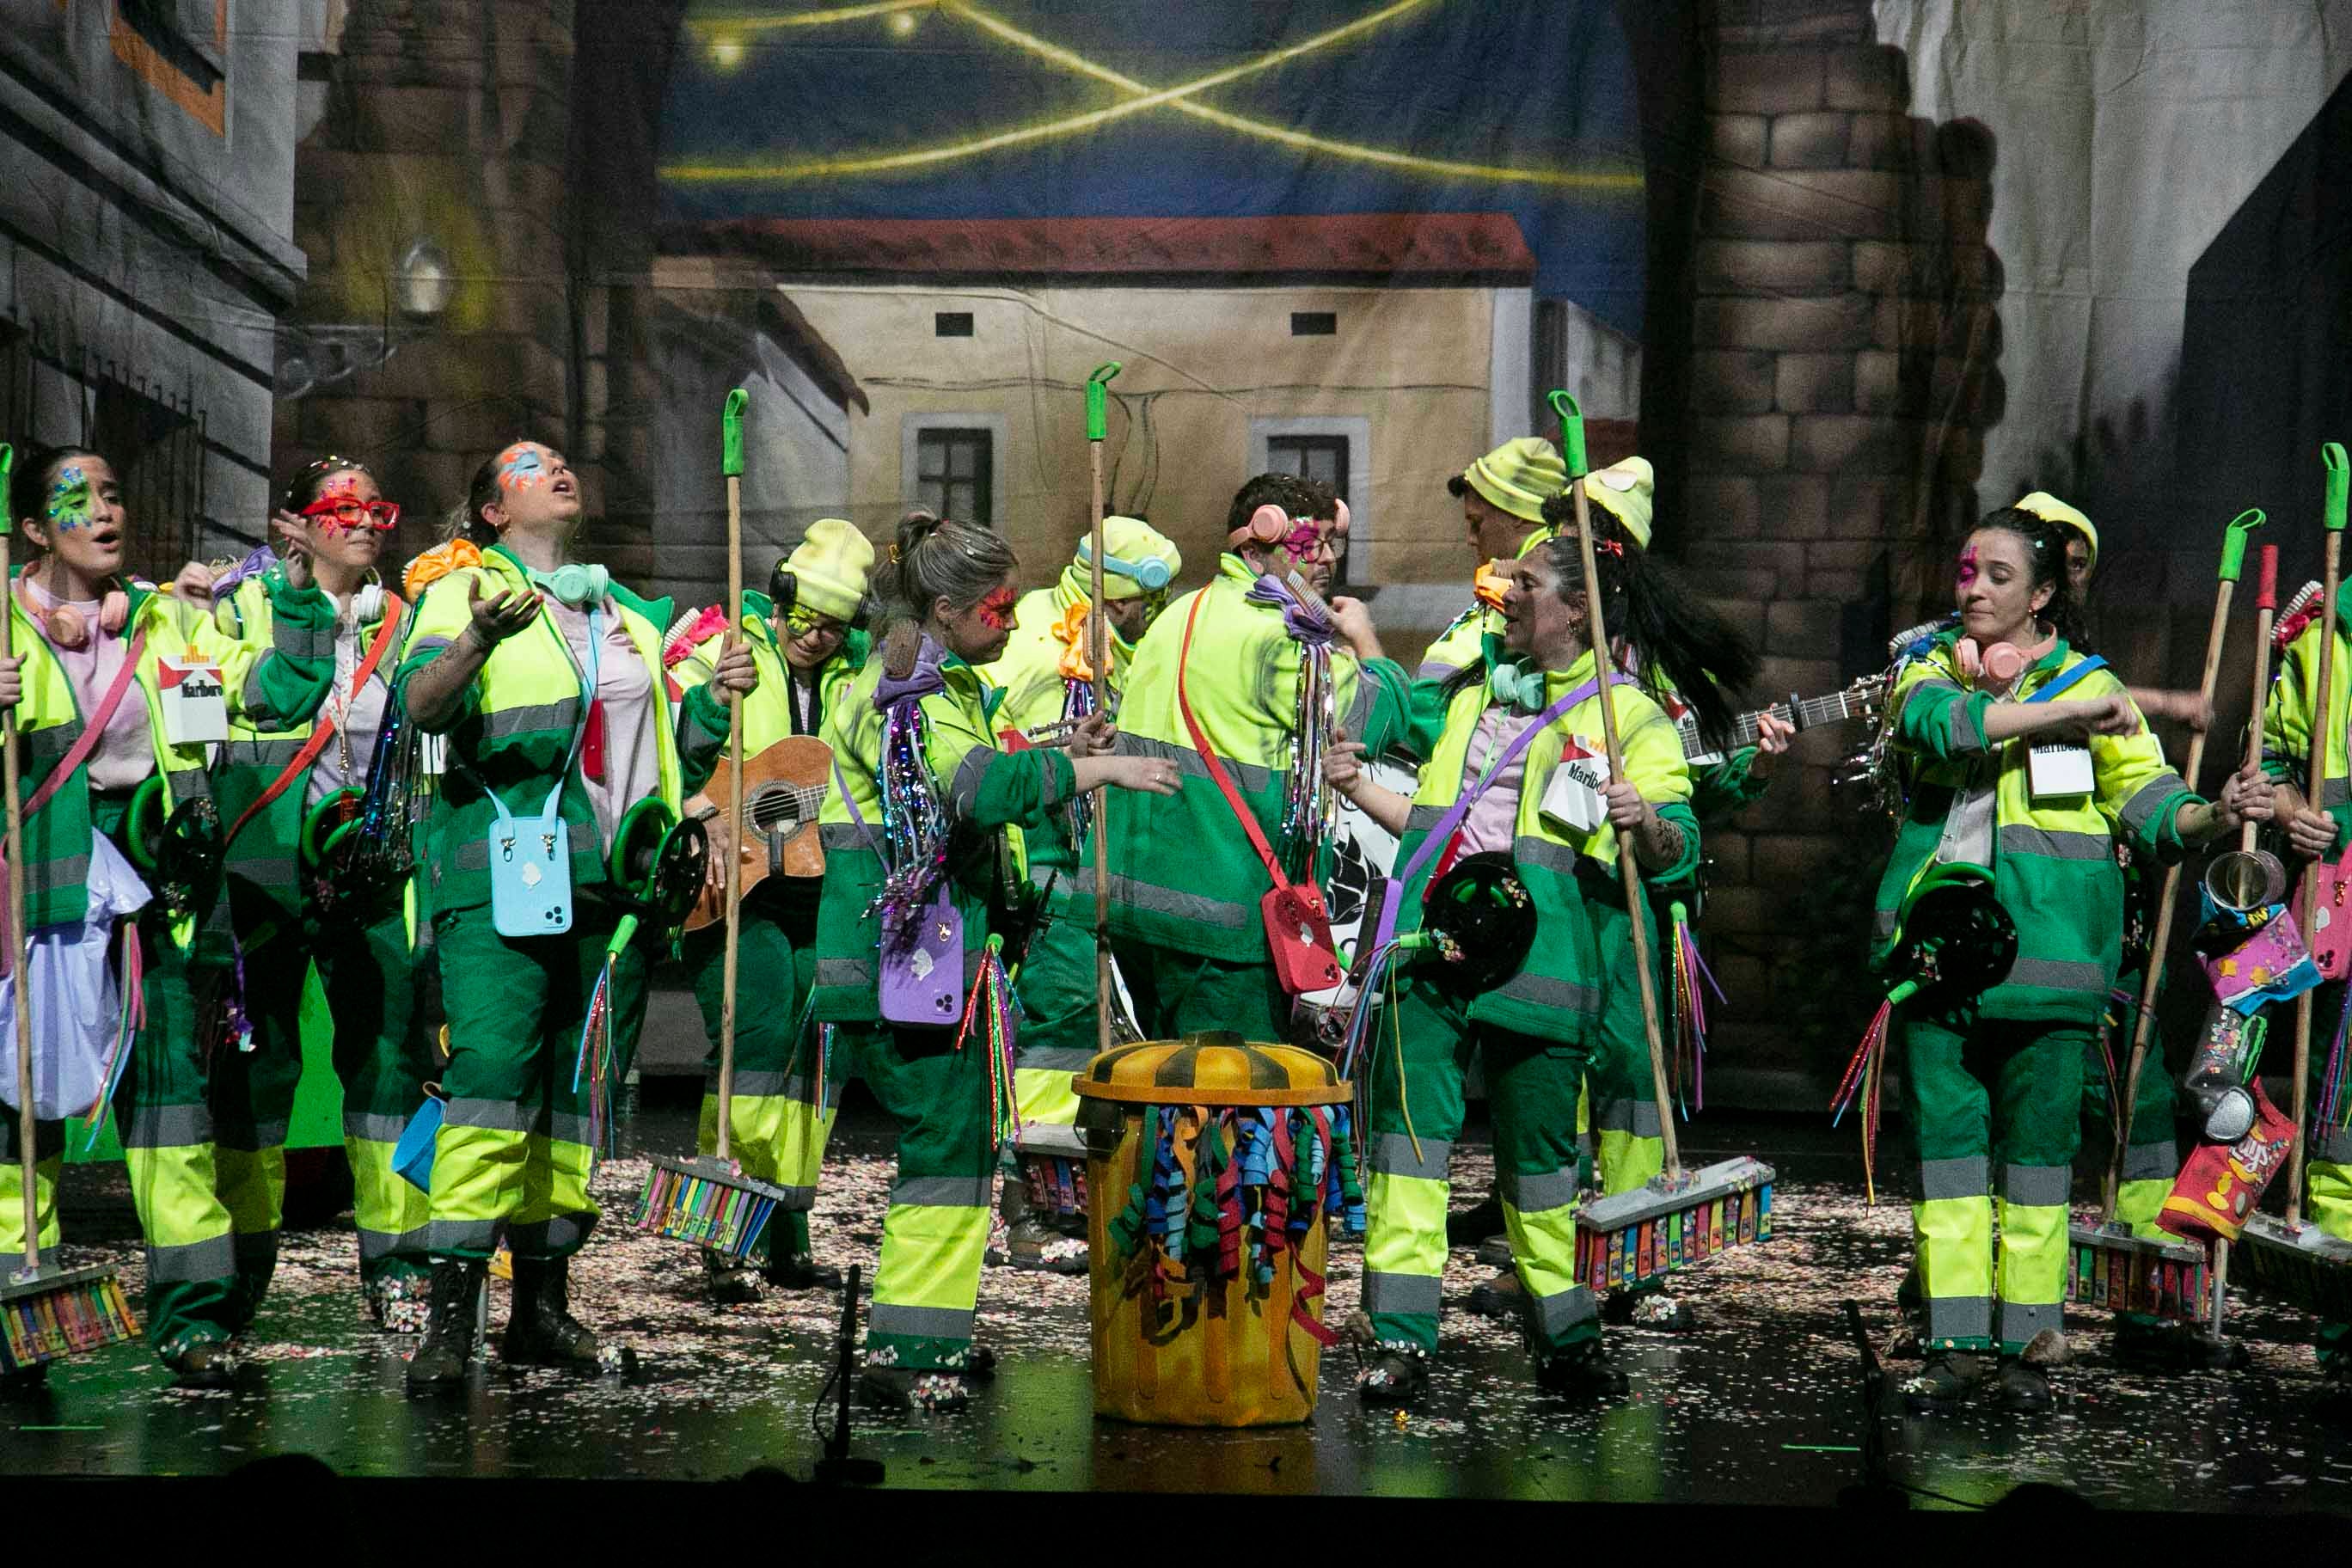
[
  {"x1": 1997, "y1": 1357, "x2": 2054, "y2": 1412},
  {"x1": 702, "y1": 1247, "x2": 765, "y2": 1305},
  {"x1": 404, "y1": 1258, "x2": 485, "y2": 1396},
  {"x1": 1357, "y1": 1344, "x2": 1430, "y2": 1406},
  {"x1": 501, "y1": 1254, "x2": 603, "y2": 1370},
  {"x1": 1534, "y1": 1340, "x2": 1628, "y2": 1401}
]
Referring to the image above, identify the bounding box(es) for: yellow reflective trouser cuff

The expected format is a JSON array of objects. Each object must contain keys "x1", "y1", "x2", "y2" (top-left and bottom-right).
[
  {"x1": 1914, "y1": 1191, "x2": 1995, "y2": 1350},
  {"x1": 1503, "y1": 1184, "x2": 1598, "y2": 1353},
  {"x1": 695, "y1": 1091, "x2": 835, "y2": 1204},
  {"x1": 2115, "y1": 1178, "x2": 2172, "y2": 1239},
  {"x1": 1596, "y1": 1129, "x2": 1664, "y2": 1197},
  {"x1": 212, "y1": 1144, "x2": 285, "y2": 1240},
  {"x1": 426, "y1": 1123, "x2": 528, "y2": 1259},
  {"x1": 0, "y1": 1154, "x2": 62, "y2": 1265},
  {"x1": 346, "y1": 1134, "x2": 432, "y2": 1265},
  {"x1": 508, "y1": 1130, "x2": 597, "y2": 1259},
  {"x1": 1013, "y1": 1065, "x2": 1087, "y2": 1157},
  {"x1": 122, "y1": 1145, "x2": 237, "y2": 1282},
  {"x1": 1362, "y1": 1166, "x2": 1450, "y2": 1351},
  {"x1": 867, "y1": 1186, "x2": 990, "y2": 1369}
]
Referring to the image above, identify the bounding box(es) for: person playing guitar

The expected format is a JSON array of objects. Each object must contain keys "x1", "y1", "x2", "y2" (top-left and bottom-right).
[{"x1": 668, "y1": 518, "x2": 874, "y2": 1306}]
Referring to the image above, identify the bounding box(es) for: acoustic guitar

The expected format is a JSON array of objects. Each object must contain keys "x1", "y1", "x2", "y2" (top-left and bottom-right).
[{"x1": 683, "y1": 733, "x2": 833, "y2": 934}]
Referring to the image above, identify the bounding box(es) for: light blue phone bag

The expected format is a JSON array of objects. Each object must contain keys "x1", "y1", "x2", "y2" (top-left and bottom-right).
[{"x1": 481, "y1": 604, "x2": 599, "y2": 939}]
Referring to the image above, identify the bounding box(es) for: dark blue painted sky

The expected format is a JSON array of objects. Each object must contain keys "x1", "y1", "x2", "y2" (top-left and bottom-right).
[{"x1": 658, "y1": 0, "x2": 1649, "y2": 332}]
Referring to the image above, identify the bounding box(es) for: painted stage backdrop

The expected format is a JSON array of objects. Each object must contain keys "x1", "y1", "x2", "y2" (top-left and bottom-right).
[{"x1": 10, "y1": 0, "x2": 2352, "y2": 1106}]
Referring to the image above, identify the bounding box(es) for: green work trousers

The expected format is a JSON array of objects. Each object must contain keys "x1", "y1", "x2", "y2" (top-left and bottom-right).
[
  {"x1": 1903, "y1": 1014, "x2": 2086, "y2": 1354},
  {"x1": 1361, "y1": 983, "x2": 1598, "y2": 1360},
  {"x1": 2294, "y1": 980, "x2": 2352, "y2": 1368},
  {"x1": 1108, "y1": 940, "x2": 1289, "y2": 1046},
  {"x1": 1012, "y1": 907, "x2": 1094, "y2": 1158},
  {"x1": 426, "y1": 900, "x2": 651, "y2": 1262}
]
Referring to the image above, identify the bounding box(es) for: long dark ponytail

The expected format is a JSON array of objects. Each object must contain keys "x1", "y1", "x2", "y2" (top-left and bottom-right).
[{"x1": 1533, "y1": 496, "x2": 1761, "y2": 746}]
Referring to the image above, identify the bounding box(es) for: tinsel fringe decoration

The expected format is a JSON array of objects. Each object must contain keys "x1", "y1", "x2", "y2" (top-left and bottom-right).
[
  {"x1": 572, "y1": 953, "x2": 620, "y2": 1161},
  {"x1": 1060, "y1": 676, "x2": 1099, "y2": 847},
  {"x1": 1669, "y1": 916, "x2": 1724, "y2": 1118},
  {"x1": 1280, "y1": 643, "x2": 1338, "y2": 883},
  {"x1": 955, "y1": 935, "x2": 1020, "y2": 1152},
  {"x1": 865, "y1": 697, "x2": 951, "y2": 928},
  {"x1": 1829, "y1": 997, "x2": 1893, "y2": 1205}
]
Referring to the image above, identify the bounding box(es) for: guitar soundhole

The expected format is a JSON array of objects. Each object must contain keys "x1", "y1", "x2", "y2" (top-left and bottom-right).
[{"x1": 749, "y1": 782, "x2": 805, "y2": 837}]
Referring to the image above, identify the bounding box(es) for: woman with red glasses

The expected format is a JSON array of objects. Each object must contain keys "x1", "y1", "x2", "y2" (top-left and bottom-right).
[
  {"x1": 810, "y1": 509, "x2": 1179, "y2": 1413},
  {"x1": 206, "y1": 456, "x2": 438, "y2": 1336}
]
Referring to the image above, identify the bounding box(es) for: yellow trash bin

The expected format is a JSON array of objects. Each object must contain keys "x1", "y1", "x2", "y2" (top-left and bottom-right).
[{"x1": 1073, "y1": 1031, "x2": 1363, "y2": 1427}]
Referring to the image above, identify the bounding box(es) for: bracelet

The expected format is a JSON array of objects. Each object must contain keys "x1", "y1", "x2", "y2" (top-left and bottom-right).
[{"x1": 688, "y1": 803, "x2": 720, "y2": 824}]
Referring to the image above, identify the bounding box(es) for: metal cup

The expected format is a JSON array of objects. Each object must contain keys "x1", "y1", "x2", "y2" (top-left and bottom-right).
[{"x1": 2204, "y1": 846, "x2": 2287, "y2": 913}]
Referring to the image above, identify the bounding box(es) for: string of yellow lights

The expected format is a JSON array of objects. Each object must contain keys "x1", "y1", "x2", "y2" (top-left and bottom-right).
[{"x1": 664, "y1": 0, "x2": 1642, "y2": 193}]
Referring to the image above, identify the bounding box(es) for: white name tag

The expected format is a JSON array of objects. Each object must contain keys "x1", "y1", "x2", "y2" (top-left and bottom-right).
[
  {"x1": 420, "y1": 732, "x2": 449, "y2": 777},
  {"x1": 158, "y1": 656, "x2": 228, "y2": 745},
  {"x1": 2028, "y1": 742, "x2": 2094, "y2": 800},
  {"x1": 1540, "y1": 750, "x2": 1613, "y2": 835}
]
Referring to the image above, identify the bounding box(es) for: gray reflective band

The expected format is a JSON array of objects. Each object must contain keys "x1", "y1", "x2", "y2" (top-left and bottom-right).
[
  {"x1": 1416, "y1": 661, "x2": 1461, "y2": 683},
  {"x1": 548, "y1": 1112, "x2": 594, "y2": 1148},
  {"x1": 1510, "y1": 836, "x2": 1582, "y2": 877},
  {"x1": 407, "y1": 635, "x2": 455, "y2": 658},
  {"x1": 1502, "y1": 1167, "x2": 1579, "y2": 1214},
  {"x1": 30, "y1": 854, "x2": 91, "y2": 894},
  {"x1": 1923, "y1": 1294, "x2": 1993, "y2": 1344},
  {"x1": 815, "y1": 958, "x2": 874, "y2": 988},
  {"x1": 1341, "y1": 676, "x2": 1375, "y2": 739},
  {"x1": 1591, "y1": 1096, "x2": 1662, "y2": 1139},
  {"x1": 223, "y1": 738, "x2": 309, "y2": 769},
  {"x1": 21, "y1": 722, "x2": 83, "y2": 762},
  {"x1": 1015, "y1": 1124, "x2": 1089, "y2": 1158},
  {"x1": 2000, "y1": 1162, "x2": 2069, "y2": 1207},
  {"x1": 1014, "y1": 1047, "x2": 1096, "y2": 1073},
  {"x1": 1498, "y1": 971, "x2": 1600, "y2": 1014},
  {"x1": 1917, "y1": 1155, "x2": 1989, "y2": 1202},
  {"x1": 443, "y1": 1096, "x2": 540, "y2": 1134},
  {"x1": 1945, "y1": 691, "x2": 1985, "y2": 753},
  {"x1": 1405, "y1": 804, "x2": 1449, "y2": 836},
  {"x1": 726, "y1": 1070, "x2": 795, "y2": 1099},
  {"x1": 2121, "y1": 1140, "x2": 2179, "y2": 1183},
  {"x1": 1117, "y1": 732, "x2": 1275, "y2": 794},
  {"x1": 212, "y1": 1119, "x2": 290, "y2": 1153},
  {"x1": 781, "y1": 1074, "x2": 844, "y2": 1109},
  {"x1": 231, "y1": 858, "x2": 299, "y2": 887},
  {"x1": 1871, "y1": 907, "x2": 1899, "y2": 939},
  {"x1": 275, "y1": 620, "x2": 334, "y2": 660},
  {"x1": 357, "y1": 1223, "x2": 432, "y2": 1261},
  {"x1": 949, "y1": 750, "x2": 991, "y2": 818},
  {"x1": 2314, "y1": 1124, "x2": 2352, "y2": 1165},
  {"x1": 2117, "y1": 772, "x2": 2187, "y2": 836},
  {"x1": 147, "y1": 1232, "x2": 237, "y2": 1283},
  {"x1": 122, "y1": 1103, "x2": 214, "y2": 1149},
  {"x1": 2005, "y1": 958, "x2": 2109, "y2": 994},
  {"x1": 481, "y1": 699, "x2": 582, "y2": 739},
  {"x1": 344, "y1": 1112, "x2": 410, "y2": 1144},
  {"x1": 1528, "y1": 1283, "x2": 1599, "y2": 1337},
  {"x1": 818, "y1": 824, "x2": 867, "y2": 852},
  {"x1": 1104, "y1": 874, "x2": 1252, "y2": 929},
  {"x1": 1998, "y1": 1299, "x2": 2062, "y2": 1346},
  {"x1": 168, "y1": 767, "x2": 211, "y2": 802},
  {"x1": 1996, "y1": 824, "x2": 2113, "y2": 861},
  {"x1": 426, "y1": 1218, "x2": 500, "y2": 1255},
  {"x1": 867, "y1": 1302, "x2": 975, "y2": 1340},
  {"x1": 1360, "y1": 1270, "x2": 1442, "y2": 1318},
  {"x1": 2324, "y1": 777, "x2": 2351, "y2": 809},
  {"x1": 891, "y1": 1175, "x2": 991, "y2": 1208},
  {"x1": 1368, "y1": 1131, "x2": 1452, "y2": 1182}
]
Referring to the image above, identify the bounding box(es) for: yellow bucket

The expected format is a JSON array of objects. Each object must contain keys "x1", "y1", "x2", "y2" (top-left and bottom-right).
[{"x1": 1074, "y1": 1032, "x2": 1353, "y2": 1428}]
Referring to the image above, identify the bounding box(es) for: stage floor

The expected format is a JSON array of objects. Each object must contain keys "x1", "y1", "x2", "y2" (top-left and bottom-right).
[{"x1": 7, "y1": 1104, "x2": 2349, "y2": 1510}]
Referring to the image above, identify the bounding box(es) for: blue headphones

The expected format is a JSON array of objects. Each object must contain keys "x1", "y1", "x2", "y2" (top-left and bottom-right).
[
  {"x1": 1076, "y1": 538, "x2": 1173, "y2": 592},
  {"x1": 530, "y1": 563, "x2": 610, "y2": 608}
]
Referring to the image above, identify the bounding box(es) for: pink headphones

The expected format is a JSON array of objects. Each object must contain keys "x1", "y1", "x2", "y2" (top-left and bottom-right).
[
  {"x1": 1955, "y1": 630, "x2": 2052, "y2": 689},
  {"x1": 1229, "y1": 498, "x2": 1348, "y2": 554},
  {"x1": 26, "y1": 585, "x2": 129, "y2": 650}
]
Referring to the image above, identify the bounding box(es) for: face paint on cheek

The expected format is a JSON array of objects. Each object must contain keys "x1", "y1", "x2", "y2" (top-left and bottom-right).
[
  {"x1": 497, "y1": 446, "x2": 548, "y2": 492},
  {"x1": 46, "y1": 467, "x2": 92, "y2": 530},
  {"x1": 977, "y1": 588, "x2": 1018, "y2": 632},
  {"x1": 1956, "y1": 546, "x2": 1979, "y2": 590}
]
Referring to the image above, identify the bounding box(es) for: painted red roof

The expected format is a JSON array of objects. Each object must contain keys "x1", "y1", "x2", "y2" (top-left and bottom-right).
[{"x1": 669, "y1": 212, "x2": 1535, "y2": 282}]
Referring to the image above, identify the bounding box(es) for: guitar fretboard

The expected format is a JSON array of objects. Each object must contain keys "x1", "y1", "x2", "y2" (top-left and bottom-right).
[{"x1": 1674, "y1": 688, "x2": 1873, "y2": 759}]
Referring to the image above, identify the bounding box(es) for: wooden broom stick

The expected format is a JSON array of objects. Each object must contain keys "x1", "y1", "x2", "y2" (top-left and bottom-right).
[
  {"x1": 2103, "y1": 508, "x2": 2263, "y2": 1222},
  {"x1": 1550, "y1": 391, "x2": 1681, "y2": 1182},
  {"x1": 1087, "y1": 362, "x2": 1121, "y2": 1054},
  {"x1": 718, "y1": 389, "x2": 749, "y2": 1165},
  {"x1": 2288, "y1": 443, "x2": 2349, "y2": 1226}
]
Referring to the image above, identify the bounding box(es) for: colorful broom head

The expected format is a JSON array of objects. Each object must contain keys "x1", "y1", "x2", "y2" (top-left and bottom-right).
[
  {"x1": 629, "y1": 1154, "x2": 795, "y2": 1265},
  {"x1": 1574, "y1": 1155, "x2": 1775, "y2": 1291},
  {"x1": 2065, "y1": 1224, "x2": 2211, "y2": 1325},
  {"x1": 0, "y1": 1262, "x2": 139, "y2": 1372}
]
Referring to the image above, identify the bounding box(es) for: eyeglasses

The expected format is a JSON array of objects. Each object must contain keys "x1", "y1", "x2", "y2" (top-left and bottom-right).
[
  {"x1": 300, "y1": 499, "x2": 401, "y2": 531},
  {"x1": 783, "y1": 607, "x2": 847, "y2": 640}
]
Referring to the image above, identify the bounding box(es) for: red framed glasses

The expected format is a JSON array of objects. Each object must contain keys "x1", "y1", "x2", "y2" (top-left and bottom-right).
[{"x1": 301, "y1": 498, "x2": 401, "y2": 531}]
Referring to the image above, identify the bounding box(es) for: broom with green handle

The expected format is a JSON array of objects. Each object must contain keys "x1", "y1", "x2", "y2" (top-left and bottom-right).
[
  {"x1": 628, "y1": 390, "x2": 798, "y2": 1265},
  {"x1": 0, "y1": 441, "x2": 141, "y2": 1375},
  {"x1": 1087, "y1": 361, "x2": 1121, "y2": 1055}
]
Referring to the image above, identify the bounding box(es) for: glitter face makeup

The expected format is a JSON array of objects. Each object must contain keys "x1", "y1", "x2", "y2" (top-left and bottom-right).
[
  {"x1": 46, "y1": 465, "x2": 92, "y2": 530},
  {"x1": 498, "y1": 445, "x2": 548, "y2": 491},
  {"x1": 977, "y1": 586, "x2": 1018, "y2": 631},
  {"x1": 1956, "y1": 545, "x2": 1979, "y2": 588}
]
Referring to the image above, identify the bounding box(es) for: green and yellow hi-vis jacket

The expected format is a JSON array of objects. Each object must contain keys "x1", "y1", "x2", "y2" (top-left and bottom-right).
[
  {"x1": 810, "y1": 644, "x2": 1075, "y2": 1023},
  {"x1": 669, "y1": 588, "x2": 869, "y2": 798},
  {"x1": 211, "y1": 569, "x2": 402, "y2": 920},
  {"x1": 2263, "y1": 584, "x2": 2352, "y2": 855},
  {"x1": 8, "y1": 569, "x2": 333, "y2": 932},
  {"x1": 1873, "y1": 631, "x2": 2197, "y2": 1026},
  {"x1": 1105, "y1": 554, "x2": 1414, "y2": 965},
  {"x1": 1395, "y1": 650, "x2": 1698, "y2": 1043},
  {"x1": 395, "y1": 543, "x2": 720, "y2": 917},
  {"x1": 977, "y1": 579, "x2": 1143, "y2": 878}
]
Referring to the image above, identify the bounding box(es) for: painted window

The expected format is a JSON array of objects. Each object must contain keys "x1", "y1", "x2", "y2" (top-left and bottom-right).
[{"x1": 915, "y1": 426, "x2": 993, "y2": 527}]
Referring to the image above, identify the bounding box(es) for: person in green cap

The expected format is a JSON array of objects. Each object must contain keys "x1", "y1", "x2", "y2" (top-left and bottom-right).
[
  {"x1": 977, "y1": 515, "x2": 1184, "y2": 1274},
  {"x1": 668, "y1": 517, "x2": 874, "y2": 1303}
]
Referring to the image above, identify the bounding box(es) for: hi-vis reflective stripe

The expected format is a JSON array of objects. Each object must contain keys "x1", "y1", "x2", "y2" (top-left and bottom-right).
[
  {"x1": 892, "y1": 1175, "x2": 991, "y2": 1207},
  {"x1": 220, "y1": 737, "x2": 309, "y2": 769},
  {"x1": 1503, "y1": 1167, "x2": 1579, "y2": 1213},
  {"x1": 2005, "y1": 958, "x2": 2109, "y2": 993},
  {"x1": 1995, "y1": 824, "x2": 2111, "y2": 861},
  {"x1": 1999, "y1": 1300, "x2": 2061, "y2": 1344},
  {"x1": 21, "y1": 722, "x2": 82, "y2": 763},
  {"x1": 2117, "y1": 771, "x2": 2187, "y2": 836},
  {"x1": 1918, "y1": 1155, "x2": 1988, "y2": 1200},
  {"x1": 1528, "y1": 1283, "x2": 1598, "y2": 1337},
  {"x1": 867, "y1": 1302, "x2": 974, "y2": 1340},
  {"x1": 1361, "y1": 1270, "x2": 1442, "y2": 1317},
  {"x1": 1924, "y1": 1295, "x2": 1993, "y2": 1343},
  {"x1": 147, "y1": 1233, "x2": 236, "y2": 1283},
  {"x1": 1368, "y1": 1132, "x2": 1450, "y2": 1180},
  {"x1": 122, "y1": 1104, "x2": 214, "y2": 1148},
  {"x1": 1119, "y1": 732, "x2": 1277, "y2": 794},
  {"x1": 481, "y1": 699, "x2": 581, "y2": 739},
  {"x1": 1102, "y1": 873, "x2": 1251, "y2": 928}
]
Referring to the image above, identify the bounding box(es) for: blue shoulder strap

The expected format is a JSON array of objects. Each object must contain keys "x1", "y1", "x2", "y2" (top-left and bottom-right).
[{"x1": 2023, "y1": 653, "x2": 2109, "y2": 706}]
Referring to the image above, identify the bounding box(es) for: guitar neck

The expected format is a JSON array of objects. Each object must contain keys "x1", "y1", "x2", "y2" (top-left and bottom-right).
[{"x1": 1677, "y1": 688, "x2": 1871, "y2": 758}]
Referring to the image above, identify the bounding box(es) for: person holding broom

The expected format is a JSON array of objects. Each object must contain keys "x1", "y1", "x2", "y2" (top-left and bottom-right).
[
  {"x1": 976, "y1": 514, "x2": 1183, "y2": 1276},
  {"x1": 667, "y1": 517, "x2": 874, "y2": 1305},
  {"x1": 1871, "y1": 504, "x2": 2269, "y2": 1414},
  {"x1": 808, "y1": 510, "x2": 1179, "y2": 1415},
  {"x1": 1326, "y1": 511, "x2": 1734, "y2": 1404},
  {"x1": 396, "y1": 439, "x2": 755, "y2": 1393},
  {"x1": 0, "y1": 444, "x2": 337, "y2": 1389}
]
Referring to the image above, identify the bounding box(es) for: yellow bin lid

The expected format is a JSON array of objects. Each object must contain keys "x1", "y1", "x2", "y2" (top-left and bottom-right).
[{"x1": 1073, "y1": 1031, "x2": 1350, "y2": 1108}]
